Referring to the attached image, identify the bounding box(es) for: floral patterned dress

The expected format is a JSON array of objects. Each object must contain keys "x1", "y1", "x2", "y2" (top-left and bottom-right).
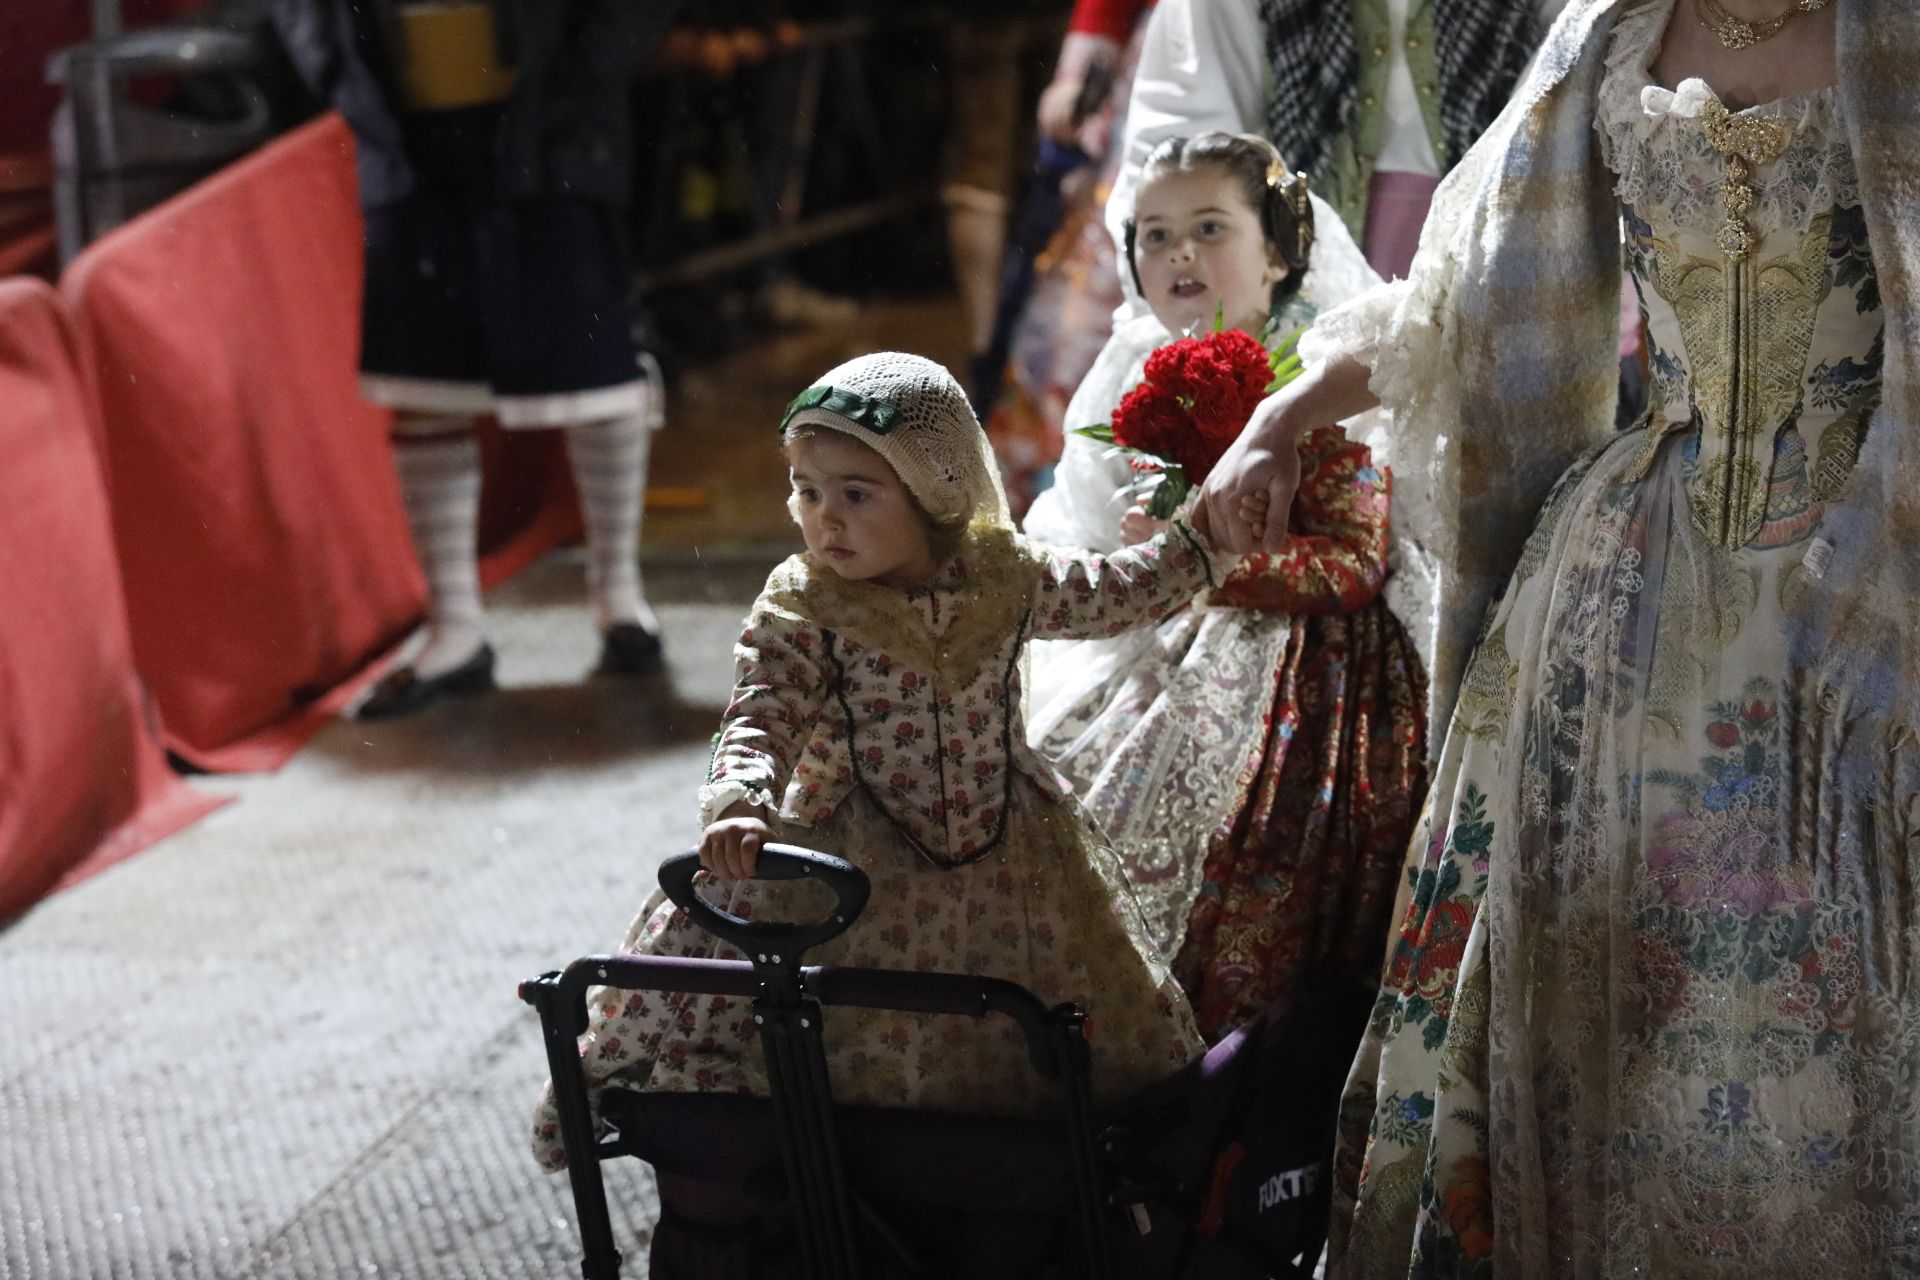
[
  {"x1": 1027, "y1": 306, "x2": 1427, "y2": 1042},
  {"x1": 1330, "y1": 4, "x2": 1916, "y2": 1276},
  {"x1": 531, "y1": 527, "x2": 1211, "y2": 1171}
]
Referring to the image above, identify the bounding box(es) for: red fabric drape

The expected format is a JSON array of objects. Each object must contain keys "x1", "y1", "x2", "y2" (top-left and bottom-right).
[
  {"x1": 0, "y1": 277, "x2": 223, "y2": 920},
  {"x1": 59, "y1": 113, "x2": 581, "y2": 768},
  {"x1": 61, "y1": 114, "x2": 429, "y2": 771},
  {"x1": 475, "y1": 424, "x2": 581, "y2": 590}
]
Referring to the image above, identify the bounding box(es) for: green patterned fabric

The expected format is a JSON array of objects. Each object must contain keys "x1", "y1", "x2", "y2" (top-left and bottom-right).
[
  {"x1": 1315, "y1": 0, "x2": 1449, "y2": 242},
  {"x1": 779, "y1": 385, "x2": 901, "y2": 435}
]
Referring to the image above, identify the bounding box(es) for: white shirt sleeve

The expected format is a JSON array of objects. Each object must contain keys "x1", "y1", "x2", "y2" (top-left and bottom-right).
[{"x1": 1106, "y1": 0, "x2": 1269, "y2": 315}]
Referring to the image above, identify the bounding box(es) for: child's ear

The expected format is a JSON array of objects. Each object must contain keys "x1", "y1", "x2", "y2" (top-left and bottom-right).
[{"x1": 1264, "y1": 249, "x2": 1291, "y2": 286}]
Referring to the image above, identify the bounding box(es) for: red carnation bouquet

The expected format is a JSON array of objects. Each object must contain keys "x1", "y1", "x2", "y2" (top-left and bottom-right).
[{"x1": 1074, "y1": 319, "x2": 1305, "y2": 518}]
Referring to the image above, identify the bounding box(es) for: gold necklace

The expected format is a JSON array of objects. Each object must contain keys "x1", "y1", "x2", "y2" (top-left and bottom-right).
[{"x1": 1696, "y1": 0, "x2": 1830, "y2": 50}]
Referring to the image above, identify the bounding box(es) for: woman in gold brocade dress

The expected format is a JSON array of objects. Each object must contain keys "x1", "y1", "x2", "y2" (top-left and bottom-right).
[{"x1": 1195, "y1": 0, "x2": 1920, "y2": 1273}]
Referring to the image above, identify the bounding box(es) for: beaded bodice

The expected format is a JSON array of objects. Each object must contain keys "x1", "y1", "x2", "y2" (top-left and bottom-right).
[{"x1": 1598, "y1": 0, "x2": 1882, "y2": 551}]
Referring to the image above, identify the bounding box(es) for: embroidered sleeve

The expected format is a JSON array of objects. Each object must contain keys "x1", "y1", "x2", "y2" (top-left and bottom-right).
[
  {"x1": 1211, "y1": 428, "x2": 1390, "y2": 615},
  {"x1": 697, "y1": 604, "x2": 826, "y2": 828},
  {"x1": 1028, "y1": 521, "x2": 1217, "y2": 641}
]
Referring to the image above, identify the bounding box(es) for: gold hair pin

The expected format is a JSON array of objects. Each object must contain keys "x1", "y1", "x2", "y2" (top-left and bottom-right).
[{"x1": 1285, "y1": 170, "x2": 1313, "y2": 258}]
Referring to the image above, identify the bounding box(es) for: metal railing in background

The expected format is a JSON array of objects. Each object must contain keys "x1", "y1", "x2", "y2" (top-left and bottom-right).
[{"x1": 49, "y1": 7, "x2": 280, "y2": 262}]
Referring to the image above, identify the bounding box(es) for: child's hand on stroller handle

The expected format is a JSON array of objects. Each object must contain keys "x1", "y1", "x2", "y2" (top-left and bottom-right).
[{"x1": 700, "y1": 801, "x2": 772, "y2": 880}]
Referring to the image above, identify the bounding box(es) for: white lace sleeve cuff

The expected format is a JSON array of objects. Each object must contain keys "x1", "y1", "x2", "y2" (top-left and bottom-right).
[
  {"x1": 1298, "y1": 277, "x2": 1446, "y2": 424},
  {"x1": 696, "y1": 779, "x2": 776, "y2": 830},
  {"x1": 1298, "y1": 278, "x2": 1454, "y2": 684}
]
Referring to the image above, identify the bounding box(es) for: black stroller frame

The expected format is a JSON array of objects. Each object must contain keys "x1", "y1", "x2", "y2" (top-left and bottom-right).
[{"x1": 521, "y1": 844, "x2": 1118, "y2": 1280}]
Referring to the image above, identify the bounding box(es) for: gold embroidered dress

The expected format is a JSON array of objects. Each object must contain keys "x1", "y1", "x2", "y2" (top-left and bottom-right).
[
  {"x1": 531, "y1": 528, "x2": 1211, "y2": 1171},
  {"x1": 1328, "y1": 2, "x2": 1916, "y2": 1275}
]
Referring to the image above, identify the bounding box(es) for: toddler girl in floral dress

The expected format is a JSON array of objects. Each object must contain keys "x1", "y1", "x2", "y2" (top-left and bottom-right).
[{"x1": 532, "y1": 351, "x2": 1211, "y2": 1170}]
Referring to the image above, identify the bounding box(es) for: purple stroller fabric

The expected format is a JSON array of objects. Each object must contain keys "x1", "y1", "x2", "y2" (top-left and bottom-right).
[
  {"x1": 605, "y1": 981, "x2": 1370, "y2": 1279},
  {"x1": 531, "y1": 849, "x2": 1371, "y2": 1279},
  {"x1": 607, "y1": 1091, "x2": 1083, "y2": 1279},
  {"x1": 1105, "y1": 982, "x2": 1371, "y2": 1279}
]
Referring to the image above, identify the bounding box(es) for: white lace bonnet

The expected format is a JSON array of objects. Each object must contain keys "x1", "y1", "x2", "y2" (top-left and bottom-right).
[{"x1": 779, "y1": 352, "x2": 1011, "y2": 529}]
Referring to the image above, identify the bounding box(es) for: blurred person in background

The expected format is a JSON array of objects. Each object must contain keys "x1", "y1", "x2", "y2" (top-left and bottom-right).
[
  {"x1": 1111, "y1": 0, "x2": 1571, "y2": 285},
  {"x1": 272, "y1": 0, "x2": 684, "y2": 717},
  {"x1": 942, "y1": 1, "x2": 1068, "y2": 406},
  {"x1": 981, "y1": 0, "x2": 1155, "y2": 514}
]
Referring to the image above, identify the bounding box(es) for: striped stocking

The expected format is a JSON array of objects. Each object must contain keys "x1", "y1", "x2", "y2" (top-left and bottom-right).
[
  {"x1": 565, "y1": 413, "x2": 657, "y2": 633},
  {"x1": 391, "y1": 420, "x2": 487, "y2": 678}
]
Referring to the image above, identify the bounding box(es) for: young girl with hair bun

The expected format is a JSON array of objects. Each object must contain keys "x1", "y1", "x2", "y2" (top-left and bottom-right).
[
  {"x1": 533, "y1": 351, "x2": 1217, "y2": 1170},
  {"x1": 1025, "y1": 131, "x2": 1429, "y2": 1042}
]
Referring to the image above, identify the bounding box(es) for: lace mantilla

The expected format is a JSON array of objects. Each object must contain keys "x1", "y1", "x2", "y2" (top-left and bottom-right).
[{"x1": 1595, "y1": 0, "x2": 1860, "y2": 234}]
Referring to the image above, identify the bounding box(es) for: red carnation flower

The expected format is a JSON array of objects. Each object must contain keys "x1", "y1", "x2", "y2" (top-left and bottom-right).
[{"x1": 1112, "y1": 329, "x2": 1280, "y2": 485}]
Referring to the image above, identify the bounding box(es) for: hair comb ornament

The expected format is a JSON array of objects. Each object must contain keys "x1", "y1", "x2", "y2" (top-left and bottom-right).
[
  {"x1": 1264, "y1": 155, "x2": 1287, "y2": 189},
  {"x1": 1286, "y1": 170, "x2": 1314, "y2": 258}
]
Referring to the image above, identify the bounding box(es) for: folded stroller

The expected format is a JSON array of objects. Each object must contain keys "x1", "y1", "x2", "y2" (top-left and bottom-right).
[{"x1": 521, "y1": 845, "x2": 1371, "y2": 1280}]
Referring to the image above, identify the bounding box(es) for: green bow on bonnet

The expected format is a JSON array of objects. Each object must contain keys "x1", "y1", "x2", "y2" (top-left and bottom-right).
[{"x1": 779, "y1": 385, "x2": 901, "y2": 435}]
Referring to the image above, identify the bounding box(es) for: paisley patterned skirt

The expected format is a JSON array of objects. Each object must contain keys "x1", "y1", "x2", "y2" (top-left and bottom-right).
[
  {"x1": 531, "y1": 779, "x2": 1203, "y2": 1171},
  {"x1": 1175, "y1": 601, "x2": 1428, "y2": 1041},
  {"x1": 1330, "y1": 428, "x2": 1920, "y2": 1278}
]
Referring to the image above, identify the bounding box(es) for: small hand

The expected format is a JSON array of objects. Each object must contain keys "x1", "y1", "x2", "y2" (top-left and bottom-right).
[
  {"x1": 1035, "y1": 75, "x2": 1085, "y2": 144},
  {"x1": 1237, "y1": 490, "x2": 1272, "y2": 547},
  {"x1": 700, "y1": 813, "x2": 772, "y2": 880},
  {"x1": 1119, "y1": 503, "x2": 1170, "y2": 546}
]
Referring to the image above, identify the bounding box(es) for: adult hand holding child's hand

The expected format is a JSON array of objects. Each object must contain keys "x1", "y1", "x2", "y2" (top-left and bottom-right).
[
  {"x1": 1197, "y1": 354, "x2": 1378, "y2": 553},
  {"x1": 700, "y1": 801, "x2": 771, "y2": 880},
  {"x1": 1197, "y1": 388, "x2": 1305, "y2": 553}
]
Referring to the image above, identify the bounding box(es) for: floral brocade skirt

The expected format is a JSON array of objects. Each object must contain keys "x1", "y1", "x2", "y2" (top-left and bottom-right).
[
  {"x1": 531, "y1": 779, "x2": 1203, "y2": 1172},
  {"x1": 1330, "y1": 428, "x2": 1920, "y2": 1278}
]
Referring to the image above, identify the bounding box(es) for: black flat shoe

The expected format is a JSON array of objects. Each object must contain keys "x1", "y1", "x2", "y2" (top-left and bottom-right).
[
  {"x1": 597, "y1": 623, "x2": 664, "y2": 677},
  {"x1": 358, "y1": 643, "x2": 496, "y2": 719}
]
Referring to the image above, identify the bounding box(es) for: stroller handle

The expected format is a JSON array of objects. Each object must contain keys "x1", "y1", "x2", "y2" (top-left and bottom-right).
[{"x1": 657, "y1": 845, "x2": 871, "y2": 967}]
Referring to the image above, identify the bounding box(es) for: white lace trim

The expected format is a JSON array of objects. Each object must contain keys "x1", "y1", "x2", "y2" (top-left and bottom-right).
[
  {"x1": 697, "y1": 779, "x2": 778, "y2": 830},
  {"x1": 1298, "y1": 280, "x2": 1432, "y2": 436},
  {"x1": 784, "y1": 351, "x2": 1012, "y2": 529},
  {"x1": 1595, "y1": 0, "x2": 1861, "y2": 234},
  {"x1": 1297, "y1": 277, "x2": 1445, "y2": 680}
]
